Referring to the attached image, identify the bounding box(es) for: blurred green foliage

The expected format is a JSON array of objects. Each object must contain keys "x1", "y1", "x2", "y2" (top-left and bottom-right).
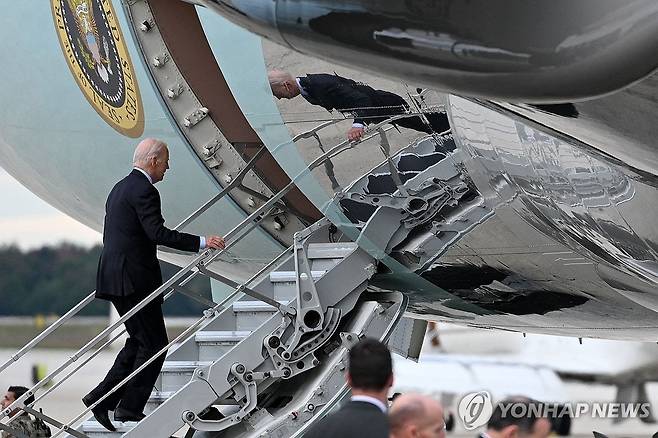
[{"x1": 0, "y1": 244, "x2": 210, "y2": 316}]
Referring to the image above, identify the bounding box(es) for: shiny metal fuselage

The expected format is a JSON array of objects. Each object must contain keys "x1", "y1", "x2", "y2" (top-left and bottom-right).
[
  {"x1": 202, "y1": 0, "x2": 658, "y2": 101},
  {"x1": 1, "y1": 2, "x2": 658, "y2": 340}
]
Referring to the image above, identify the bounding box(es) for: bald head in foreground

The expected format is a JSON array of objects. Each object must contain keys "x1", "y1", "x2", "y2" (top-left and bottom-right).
[
  {"x1": 83, "y1": 138, "x2": 224, "y2": 431},
  {"x1": 390, "y1": 393, "x2": 446, "y2": 438}
]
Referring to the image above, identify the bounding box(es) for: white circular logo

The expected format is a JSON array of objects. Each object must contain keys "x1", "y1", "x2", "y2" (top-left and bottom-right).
[{"x1": 458, "y1": 391, "x2": 493, "y2": 430}]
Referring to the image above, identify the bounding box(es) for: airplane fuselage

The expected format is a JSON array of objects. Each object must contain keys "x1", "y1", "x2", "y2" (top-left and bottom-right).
[{"x1": 2, "y1": 1, "x2": 658, "y2": 341}]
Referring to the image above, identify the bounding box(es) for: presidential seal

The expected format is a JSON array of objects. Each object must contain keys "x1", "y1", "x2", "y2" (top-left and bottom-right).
[{"x1": 51, "y1": 0, "x2": 144, "y2": 137}]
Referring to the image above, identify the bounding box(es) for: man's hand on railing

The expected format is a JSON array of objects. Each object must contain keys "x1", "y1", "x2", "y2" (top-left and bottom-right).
[
  {"x1": 347, "y1": 126, "x2": 365, "y2": 142},
  {"x1": 205, "y1": 235, "x2": 226, "y2": 250}
]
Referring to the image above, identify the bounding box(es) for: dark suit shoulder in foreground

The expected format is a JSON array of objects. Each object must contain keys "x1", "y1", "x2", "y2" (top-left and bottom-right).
[{"x1": 303, "y1": 401, "x2": 389, "y2": 438}]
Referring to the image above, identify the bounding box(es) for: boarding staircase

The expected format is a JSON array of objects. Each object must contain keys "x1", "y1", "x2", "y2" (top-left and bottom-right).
[
  {"x1": 0, "y1": 114, "x2": 446, "y2": 438},
  {"x1": 79, "y1": 219, "x2": 406, "y2": 438},
  {"x1": 0, "y1": 217, "x2": 407, "y2": 438}
]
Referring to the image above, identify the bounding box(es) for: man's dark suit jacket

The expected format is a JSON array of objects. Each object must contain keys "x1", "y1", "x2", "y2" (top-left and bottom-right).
[
  {"x1": 298, "y1": 73, "x2": 449, "y2": 135},
  {"x1": 299, "y1": 73, "x2": 407, "y2": 127},
  {"x1": 96, "y1": 169, "x2": 200, "y2": 302},
  {"x1": 303, "y1": 400, "x2": 389, "y2": 438}
]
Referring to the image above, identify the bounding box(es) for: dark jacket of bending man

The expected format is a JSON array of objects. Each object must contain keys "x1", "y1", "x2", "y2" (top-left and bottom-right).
[
  {"x1": 268, "y1": 70, "x2": 450, "y2": 142},
  {"x1": 83, "y1": 138, "x2": 225, "y2": 432},
  {"x1": 303, "y1": 338, "x2": 393, "y2": 438}
]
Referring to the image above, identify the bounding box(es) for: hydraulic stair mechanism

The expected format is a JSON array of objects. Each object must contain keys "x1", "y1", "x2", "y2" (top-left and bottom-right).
[
  {"x1": 0, "y1": 104, "x2": 475, "y2": 438},
  {"x1": 119, "y1": 219, "x2": 407, "y2": 438},
  {"x1": 67, "y1": 218, "x2": 406, "y2": 438},
  {"x1": 0, "y1": 111, "x2": 476, "y2": 438}
]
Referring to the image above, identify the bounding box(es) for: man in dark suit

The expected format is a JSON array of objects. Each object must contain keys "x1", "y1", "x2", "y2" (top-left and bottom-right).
[
  {"x1": 303, "y1": 338, "x2": 393, "y2": 438},
  {"x1": 268, "y1": 70, "x2": 450, "y2": 142},
  {"x1": 82, "y1": 138, "x2": 225, "y2": 431}
]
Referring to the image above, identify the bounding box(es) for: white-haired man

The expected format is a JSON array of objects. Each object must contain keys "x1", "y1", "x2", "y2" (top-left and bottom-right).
[{"x1": 83, "y1": 138, "x2": 225, "y2": 431}]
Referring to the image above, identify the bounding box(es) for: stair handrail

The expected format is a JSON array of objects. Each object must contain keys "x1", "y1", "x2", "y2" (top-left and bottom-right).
[
  {"x1": 32, "y1": 241, "x2": 293, "y2": 418},
  {"x1": 47, "y1": 242, "x2": 295, "y2": 438},
  {"x1": 0, "y1": 191, "x2": 288, "y2": 421},
  {"x1": 291, "y1": 120, "x2": 341, "y2": 142},
  {"x1": 175, "y1": 145, "x2": 268, "y2": 230},
  {"x1": 283, "y1": 102, "x2": 445, "y2": 125},
  {"x1": 289, "y1": 111, "x2": 415, "y2": 146},
  {"x1": 0, "y1": 292, "x2": 96, "y2": 375},
  {"x1": 2, "y1": 113, "x2": 405, "y2": 424},
  {"x1": 0, "y1": 147, "x2": 271, "y2": 376}
]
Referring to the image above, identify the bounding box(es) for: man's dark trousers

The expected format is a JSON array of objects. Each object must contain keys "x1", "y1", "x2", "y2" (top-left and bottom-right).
[{"x1": 86, "y1": 295, "x2": 167, "y2": 414}]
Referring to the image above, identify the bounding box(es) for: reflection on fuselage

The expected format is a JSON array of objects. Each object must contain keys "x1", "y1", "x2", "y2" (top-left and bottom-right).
[
  {"x1": 414, "y1": 96, "x2": 658, "y2": 329},
  {"x1": 203, "y1": 0, "x2": 658, "y2": 101},
  {"x1": 264, "y1": 86, "x2": 658, "y2": 337}
]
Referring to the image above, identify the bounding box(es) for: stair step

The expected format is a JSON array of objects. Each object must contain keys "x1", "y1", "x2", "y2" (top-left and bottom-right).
[
  {"x1": 269, "y1": 271, "x2": 325, "y2": 283},
  {"x1": 160, "y1": 361, "x2": 212, "y2": 392},
  {"x1": 81, "y1": 420, "x2": 136, "y2": 437},
  {"x1": 195, "y1": 330, "x2": 251, "y2": 343},
  {"x1": 145, "y1": 390, "x2": 174, "y2": 414},
  {"x1": 232, "y1": 301, "x2": 280, "y2": 312},
  {"x1": 161, "y1": 360, "x2": 212, "y2": 372},
  {"x1": 195, "y1": 330, "x2": 251, "y2": 361},
  {"x1": 232, "y1": 301, "x2": 281, "y2": 331},
  {"x1": 307, "y1": 242, "x2": 357, "y2": 259},
  {"x1": 269, "y1": 271, "x2": 322, "y2": 301}
]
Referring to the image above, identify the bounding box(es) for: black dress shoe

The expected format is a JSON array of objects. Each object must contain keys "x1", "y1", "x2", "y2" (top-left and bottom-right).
[
  {"x1": 114, "y1": 407, "x2": 146, "y2": 422},
  {"x1": 82, "y1": 396, "x2": 116, "y2": 432},
  {"x1": 81, "y1": 394, "x2": 94, "y2": 407}
]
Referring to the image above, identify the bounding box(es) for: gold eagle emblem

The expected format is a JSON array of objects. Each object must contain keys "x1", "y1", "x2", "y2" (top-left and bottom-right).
[
  {"x1": 67, "y1": 0, "x2": 112, "y2": 83},
  {"x1": 51, "y1": 0, "x2": 144, "y2": 137}
]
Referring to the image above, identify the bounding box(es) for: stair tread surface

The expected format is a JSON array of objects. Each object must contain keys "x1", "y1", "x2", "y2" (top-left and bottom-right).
[
  {"x1": 81, "y1": 420, "x2": 137, "y2": 433},
  {"x1": 161, "y1": 360, "x2": 212, "y2": 370},
  {"x1": 269, "y1": 271, "x2": 325, "y2": 282},
  {"x1": 149, "y1": 390, "x2": 175, "y2": 401},
  {"x1": 195, "y1": 330, "x2": 251, "y2": 342},
  {"x1": 307, "y1": 242, "x2": 357, "y2": 259},
  {"x1": 232, "y1": 301, "x2": 286, "y2": 312}
]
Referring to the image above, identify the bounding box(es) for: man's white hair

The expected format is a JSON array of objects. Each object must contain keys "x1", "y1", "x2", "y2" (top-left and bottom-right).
[
  {"x1": 133, "y1": 138, "x2": 168, "y2": 166},
  {"x1": 268, "y1": 69, "x2": 294, "y2": 87}
]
